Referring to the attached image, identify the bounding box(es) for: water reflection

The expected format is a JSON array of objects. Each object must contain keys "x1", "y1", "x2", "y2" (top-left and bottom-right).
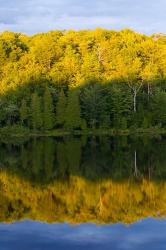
[
  {"x1": 0, "y1": 135, "x2": 166, "y2": 223},
  {"x1": 1, "y1": 219, "x2": 166, "y2": 250}
]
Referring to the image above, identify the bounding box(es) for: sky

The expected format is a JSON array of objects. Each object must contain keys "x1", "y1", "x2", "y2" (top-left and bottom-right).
[{"x1": 0, "y1": 0, "x2": 165, "y2": 35}]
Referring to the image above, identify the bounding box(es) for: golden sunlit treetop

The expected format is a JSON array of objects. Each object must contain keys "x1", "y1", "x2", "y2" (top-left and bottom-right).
[{"x1": 0, "y1": 29, "x2": 165, "y2": 131}]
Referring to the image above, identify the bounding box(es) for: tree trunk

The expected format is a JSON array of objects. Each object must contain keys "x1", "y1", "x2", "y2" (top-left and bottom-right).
[
  {"x1": 147, "y1": 83, "x2": 150, "y2": 101},
  {"x1": 133, "y1": 91, "x2": 137, "y2": 112}
]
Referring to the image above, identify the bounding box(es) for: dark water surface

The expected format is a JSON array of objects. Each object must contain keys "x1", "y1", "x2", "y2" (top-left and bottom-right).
[{"x1": 0, "y1": 135, "x2": 166, "y2": 249}]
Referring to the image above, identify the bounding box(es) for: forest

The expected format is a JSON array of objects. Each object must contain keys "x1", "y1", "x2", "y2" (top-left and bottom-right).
[{"x1": 0, "y1": 29, "x2": 166, "y2": 133}]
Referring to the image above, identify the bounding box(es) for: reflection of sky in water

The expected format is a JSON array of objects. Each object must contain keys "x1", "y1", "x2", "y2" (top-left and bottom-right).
[{"x1": 0, "y1": 218, "x2": 166, "y2": 250}]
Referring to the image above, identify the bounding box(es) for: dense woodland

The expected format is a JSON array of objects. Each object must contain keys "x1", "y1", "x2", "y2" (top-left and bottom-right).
[{"x1": 0, "y1": 29, "x2": 166, "y2": 131}]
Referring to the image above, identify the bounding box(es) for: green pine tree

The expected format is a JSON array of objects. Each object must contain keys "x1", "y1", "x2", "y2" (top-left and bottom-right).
[
  {"x1": 20, "y1": 99, "x2": 29, "y2": 126},
  {"x1": 56, "y1": 89, "x2": 67, "y2": 127},
  {"x1": 80, "y1": 82, "x2": 109, "y2": 129},
  {"x1": 65, "y1": 90, "x2": 82, "y2": 129},
  {"x1": 43, "y1": 86, "x2": 54, "y2": 130},
  {"x1": 31, "y1": 92, "x2": 43, "y2": 130},
  {"x1": 111, "y1": 85, "x2": 131, "y2": 129}
]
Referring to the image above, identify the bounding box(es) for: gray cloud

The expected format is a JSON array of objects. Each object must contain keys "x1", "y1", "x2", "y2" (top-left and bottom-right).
[{"x1": 0, "y1": 0, "x2": 165, "y2": 34}]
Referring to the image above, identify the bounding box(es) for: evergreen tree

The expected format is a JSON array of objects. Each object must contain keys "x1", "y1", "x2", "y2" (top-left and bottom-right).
[
  {"x1": 80, "y1": 82, "x2": 109, "y2": 128},
  {"x1": 56, "y1": 89, "x2": 67, "y2": 127},
  {"x1": 65, "y1": 89, "x2": 82, "y2": 129},
  {"x1": 43, "y1": 86, "x2": 54, "y2": 130},
  {"x1": 110, "y1": 85, "x2": 132, "y2": 128},
  {"x1": 152, "y1": 91, "x2": 166, "y2": 127},
  {"x1": 20, "y1": 99, "x2": 29, "y2": 126},
  {"x1": 31, "y1": 92, "x2": 43, "y2": 130}
]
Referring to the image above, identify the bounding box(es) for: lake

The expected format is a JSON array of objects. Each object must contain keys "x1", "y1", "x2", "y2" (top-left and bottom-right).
[{"x1": 0, "y1": 135, "x2": 166, "y2": 249}]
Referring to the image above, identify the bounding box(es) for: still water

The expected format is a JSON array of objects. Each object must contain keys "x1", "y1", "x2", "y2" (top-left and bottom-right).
[{"x1": 0, "y1": 135, "x2": 166, "y2": 249}]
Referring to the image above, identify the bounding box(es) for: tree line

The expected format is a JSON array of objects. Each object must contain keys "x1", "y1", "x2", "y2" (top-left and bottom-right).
[{"x1": 0, "y1": 29, "x2": 166, "y2": 131}]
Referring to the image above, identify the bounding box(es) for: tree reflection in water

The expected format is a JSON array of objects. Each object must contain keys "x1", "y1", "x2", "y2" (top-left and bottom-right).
[{"x1": 0, "y1": 135, "x2": 166, "y2": 224}]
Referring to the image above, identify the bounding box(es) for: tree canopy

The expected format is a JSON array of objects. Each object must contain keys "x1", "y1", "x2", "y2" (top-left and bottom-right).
[{"x1": 0, "y1": 29, "x2": 165, "y2": 131}]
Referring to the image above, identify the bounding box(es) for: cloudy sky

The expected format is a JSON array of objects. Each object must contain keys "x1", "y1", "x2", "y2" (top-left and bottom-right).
[{"x1": 0, "y1": 0, "x2": 165, "y2": 34}]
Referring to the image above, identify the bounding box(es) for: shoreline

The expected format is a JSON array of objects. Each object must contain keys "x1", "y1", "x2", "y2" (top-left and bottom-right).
[{"x1": 0, "y1": 127, "x2": 166, "y2": 138}]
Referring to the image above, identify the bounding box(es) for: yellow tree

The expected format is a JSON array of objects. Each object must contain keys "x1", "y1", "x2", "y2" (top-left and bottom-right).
[
  {"x1": 140, "y1": 39, "x2": 160, "y2": 99},
  {"x1": 115, "y1": 54, "x2": 143, "y2": 112}
]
